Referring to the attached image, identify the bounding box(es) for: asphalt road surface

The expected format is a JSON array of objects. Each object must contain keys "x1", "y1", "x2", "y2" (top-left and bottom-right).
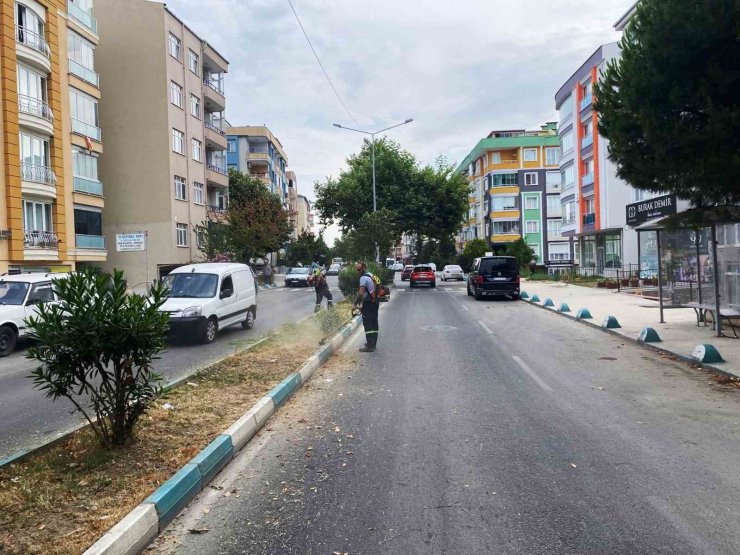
[
  {"x1": 0, "y1": 277, "x2": 341, "y2": 461},
  {"x1": 153, "y1": 277, "x2": 740, "y2": 554}
]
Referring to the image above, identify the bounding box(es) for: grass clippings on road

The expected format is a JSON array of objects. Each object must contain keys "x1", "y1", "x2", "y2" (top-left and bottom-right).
[{"x1": 0, "y1": 305, "x2": 351, "y2": 555}]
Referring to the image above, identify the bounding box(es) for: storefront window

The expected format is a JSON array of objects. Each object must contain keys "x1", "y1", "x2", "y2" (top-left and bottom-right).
[
  {"x1": 603, "y1": 233, "x2": 621, "y2": 269},
  {"x1": 639, "y1": 230, "x2": 658, "y2": 277},
  {"x1": 717, "y1": 223, "x2": 740, "y2": 307}
]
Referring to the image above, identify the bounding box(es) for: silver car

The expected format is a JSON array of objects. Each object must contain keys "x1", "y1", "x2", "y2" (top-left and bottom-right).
[
  {"x1": 285, "y1": 267, "x2": 311, "y2": 287},
  {"x1": 440, "y1": 265, "x2": 464, "y2": 281}
]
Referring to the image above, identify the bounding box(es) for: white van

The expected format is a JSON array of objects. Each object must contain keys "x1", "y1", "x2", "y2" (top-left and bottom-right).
[
  {"x1": 160, "y1": 263, "x2": 257, "y2": 344},
  {"x1": 0, "y1": 272, "x2": 69, "y2": 356}
]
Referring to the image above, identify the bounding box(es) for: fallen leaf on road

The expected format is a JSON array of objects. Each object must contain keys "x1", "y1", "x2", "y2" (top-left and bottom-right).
[
  {"x1": 597, "y1": 387, "x2": 605, "y2": 391},
  {"x1": 186, "y1": 382, "x2": 198, "y2": 387},
  {"x1": 208, "y1": 485, "x2": 223, "y2": 491},
  {"x1": 188, "y1": 528, "x2": 210, "y2": 534},
  {"x1": 162, "y1": 403, "x2": 174, "y2": 410},
  {"x1": 37, "y1": 524, "x2": 45, "y2": 530},
  {"x1": 333, "y1": 427, "x2": 341, "y2": 433},
  {"x1": 202, "y1": 507, "x2": 210, "y2": 514},
  {"x1": 297, "y1": 418, "x2": 306, "y2": 423},
  {"x1": 570, "y1": 463, "x2": 578, "y2": 468}
]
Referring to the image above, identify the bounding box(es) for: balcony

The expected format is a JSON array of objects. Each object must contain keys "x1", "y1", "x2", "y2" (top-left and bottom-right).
[
  {"x1": 21, "y1": 164, "x2": 56, "y2": 186},
  {"x1": 562, "y1": 215, "x2": 576, "y2": 225},
  {"x1": 204, "y1": 121, "x2": 227, "y2": 151},
  {"x1": 202, "y1": 78, "x2": 226, "y2": 112},
  {"x1": 582, "y1": 172, "x2": 594, "y2": 186},
  {"x1": 582, "y1": 213, "x2": 596, "y2": 225},
  {"x1": 580, "y1": 94, "x2": 593, "y2": 112},
  {"x1": 76, "y1": 234, "x2": 105, "y2": 249},
  {"x1": 72, "y1": 118, "x2": 101, "y2": 142},
  {"x1": 206, "y1": 162, "x2": 228, "y2": 188},
  {"x1": 67, "y1": 1, "x2": 98, "y2": 34},
  {"x1": 562, "y1": 181, "x2": 576, "y2": 192},
  {"x1": 69, "y1": 58, "x2": 99, "y2": 86},
  {"x1": 16, "y1": 26, "x2": 51, "y2": 72},
  {"x1": 73, "y1": 175, "x2": 103, "y2": 196},
  {"x1": 18, "y1": 95, "x2": 54, "y2": 135},
  {"x1": 24, "y1": 230, "x2": 58, "y2": 249},
  {"x1": 581, "y1": 134, "x2": 593, "y2": 150}
]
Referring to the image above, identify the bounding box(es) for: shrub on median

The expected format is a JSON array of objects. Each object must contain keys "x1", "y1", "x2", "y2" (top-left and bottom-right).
[
  {"x1": 26, "y1": 269, "x2": 170, "y2": 448},
  {"x1": 337, "y1": 261, "x2": 393, "y2": 299}
]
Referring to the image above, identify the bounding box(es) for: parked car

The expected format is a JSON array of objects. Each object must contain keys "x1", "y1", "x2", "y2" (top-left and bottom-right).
[
  {"x1": 0, "y1": 272, "x2": 69, "y2": 356},
  {"x1": 161, "y1": 263, "x2": 257, "y2": 344},
  {"x1": 441, "y1": 265, "x2": 464, "y2": 281},
  {"x1": 400, "y1": 265, "x2": 414, "y2": 281},
  {"x1": 391, "y1": 262, "x2": 404, "y2": 272},
  {"x1": 284, "y1": 267, "x2": 311, "y2": 287},
  {"x1": 410, "y1": 265, "x2": 436, "y2": 288},
  {"x1": 326, "y1": 264, "x2": 341, "y2": 276},
  {"x1": 467, "y1": 256, "x2": 520, "y2": 300}
]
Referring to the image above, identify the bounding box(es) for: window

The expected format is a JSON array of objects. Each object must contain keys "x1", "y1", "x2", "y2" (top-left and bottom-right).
[
  {"x1": 193, "y1": 182, "x2": 204, "y2": 205},
  {"x1": 72, "y1": 148, "x2": 98, "y2": 180},
  {"x1": 548, "y1": 219, "x2": 563, "y2": 236},
  {"x1": 524, "y1": 172, "x2": 538, "y2": 186},
  {"x1": 215, "y1": 190, "x2": 227, "y2": 210},
  {"x1": 168, "y1": 33, "x2": 181, "y2": 60},
  {"x1": 176, "y1": 223, "x2": 188, "y2": 247},
  {"x1": 545, "y1": 147, "x2": 560, "y2": 166},
  {"x1": 560, "y1": 130, "x2": 574, "y2": 154},
  {"x1": 583, "y1": 159, "x2": 594, "y2": 176},
  {"x1": 493, "y1": 220, "x2": 520, "y2": 235},
  {"x1": 174, "y1": 175, "x2": 187, "y2": 200},
  {"x1": 490, "y1": 152, "x2": 501, "y2": 164},
  {"x1": 523, "y1": 148, "x2": 537, "y2": 162},
  {"x1": 561, "y1": 165, "x2": 575, "y2": 190},
  {"x1": 188, "y1": 49, "x2": 199, "y2": 74},
  {"x1": 547, "y1": 195, "x2": 560, "y2": 214},
  {"x1": 559, "y1": 94, "x2": 574, "y2": 121},
  {"x1": 17, "y1": 64, "x2": 47, "y2": 103},
  {"x1": 23, "y1": 200, "x2": 52, "y2": 231},
  {"x1": 172, "y1": 128, "x2": 184, "y2": 154},
  {"x1": 581, "y1": 80, "x2": 592, "y2": 99},
  {"x1": 20, "y1": 132, "x2": 50, "y2": 168},
  {"x1": 634, "y1": 188, "x2": 647, "y2": 202},
  {"x1": 491, "y1": 173, "x2": 517, "y2": 187},
  {"x1": 192, "y1": 138, "x2": 202, "y2": 162},
  {"x1": 190, "y1": 94, "x2": 200, "y2": 118},
  {"x1": 549, "y1": 243, "x2": 571, "y2": 262},
  {"x1": 68, "y1": 30, "x2": 95, "y2": 71},
  {"x1": 564, "y1": 201, "x2": 576, "y2": 224},
  {"x1": 70, "y1": 89, "x2": 99, "y2": 137},
  {"x1": 220, "y1": 275, "x2": 233, "y2": 295},
  {"x1": 491, "y1": 196, "x2": 517, "y2": 211},
  {"x1": 169, "y1": 81, "x2": 183, "y2": 107},
  {"x1": 585, "y1": 197, "x2": 595, "y2": 214},
  {"x1": 525, "y1": 196, "x2": 539, "y2": 210},
  {"x1": 525, "y1": 220, "x2": 540, "y2": 234},
  {"x1": 582, "y1": 120, "x2": 592, "y2": 137},
  {"x1": 74, "y1": 208, "x2": 101, "y2": 236},
  {"x1": 16, "y1": 4, "x2": 44, "y2": 48},
  {"x1": 228, "y1": 139, "x2": 237, "y2": 153}
]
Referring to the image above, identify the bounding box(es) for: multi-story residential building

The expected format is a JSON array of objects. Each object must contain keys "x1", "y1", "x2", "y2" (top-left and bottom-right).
[
  {"x1": 295, "y1": 194, "x2": 312, "y2": 235},
  {"x1": 95, "y1": 0, "x2": 228, "y2": 286},
  {"x1": 0, "y1": 0, "x2": 106, "y2": 275},
  {"x1": 286, "y1": 170, "x2": 298, "y2": 240},
  {"x1": 458, "y1": 124, "x2": 566, "y2": 266},
  {"x1": 226, "y1": 125, "x2": 288, "y2": 204},
  {"x1": 555, "y1": 42, "x2": 642, "y2": 274}
]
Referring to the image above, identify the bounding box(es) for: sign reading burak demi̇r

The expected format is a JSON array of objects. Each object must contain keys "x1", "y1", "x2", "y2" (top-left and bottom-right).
[{"x1": 626, "y1": 194, "x2": 677, "y2": 226}]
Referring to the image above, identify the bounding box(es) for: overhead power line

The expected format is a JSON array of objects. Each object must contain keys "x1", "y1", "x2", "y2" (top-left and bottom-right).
[{"x1": 287, "y1": 0, "x2": 360, "y2": 128}]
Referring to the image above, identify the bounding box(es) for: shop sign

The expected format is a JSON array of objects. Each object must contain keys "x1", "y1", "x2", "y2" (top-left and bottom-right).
[
  {"x1": 626, "y1": 194, "x2": 677, "y2": 226},
  {"x1": 116, "y1": 232, "x2": 146, "y2": 252}
]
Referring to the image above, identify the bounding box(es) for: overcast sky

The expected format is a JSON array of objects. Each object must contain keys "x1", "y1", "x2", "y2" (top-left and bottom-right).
[{"x1": 166, "y1": 0, "x2": 633, "y2": 244}]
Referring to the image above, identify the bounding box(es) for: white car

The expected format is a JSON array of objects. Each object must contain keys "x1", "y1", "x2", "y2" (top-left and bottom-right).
[
  {"x1": 441, "y1": 265, "x2": 464, "y2": 281},
  {"x1": 391, "y1": 263, "x2": 404, "y2": 272},
  {"x1": 0, "y1": 272, "x2": 69, "y2": 356},
  {"x1": 285, "y1": 267, "x2": 311, "y2": 287},
  {"x1": 161, "y1": 263, "x2": 257, "y2": 344}
]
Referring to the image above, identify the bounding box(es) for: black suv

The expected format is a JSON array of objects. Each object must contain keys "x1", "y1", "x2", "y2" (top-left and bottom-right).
[{"x1": 467, "y1": 256, "x2": 520, "y2": 300}]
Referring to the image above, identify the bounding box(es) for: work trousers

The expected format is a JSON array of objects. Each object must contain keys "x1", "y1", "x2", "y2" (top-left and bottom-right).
[
  {"x1": 314, "y1": 284, "x2": 333, "y2": 312},
  {"x1": 361, "y1": 300, "x2": 379, "y2": 348}
]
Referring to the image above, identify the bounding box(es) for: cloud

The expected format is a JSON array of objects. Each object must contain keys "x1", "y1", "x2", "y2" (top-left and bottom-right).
[{"x1": 166, "y1": 0, "x2": 633, "y2": 243}]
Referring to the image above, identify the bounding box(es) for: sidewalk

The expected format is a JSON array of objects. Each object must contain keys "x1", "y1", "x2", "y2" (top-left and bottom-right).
[{"x1": 521, "y1": 279, "x2": 740, "y2": 377}]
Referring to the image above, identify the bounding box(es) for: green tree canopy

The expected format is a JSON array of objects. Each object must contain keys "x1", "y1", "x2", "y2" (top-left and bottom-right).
[
  {"x1": 594, "y1": 0, "x2": 740, "y2": 207},
  {"x1": 284, "y1": 229, "x2": 330, "y2": 267},
  {"x1": 198, "y1": 170, "x2": 292, "y2": 263},
  {"x1": 463, "y1": 238, "x2": 488, "y2": 259}
]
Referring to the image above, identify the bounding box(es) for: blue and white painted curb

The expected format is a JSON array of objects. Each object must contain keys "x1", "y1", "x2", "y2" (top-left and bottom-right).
[{"x1": 83, "y1": 314, "x2": 363, "y2": 555}]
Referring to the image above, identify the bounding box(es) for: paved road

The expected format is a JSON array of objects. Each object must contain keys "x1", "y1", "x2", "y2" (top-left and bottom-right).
[
  {"x1": 155, "y1": 277, "x2": 740, "y2": 554},
  {"x1": 0, "y1": 277, "x2": 342, "y2": 461}
]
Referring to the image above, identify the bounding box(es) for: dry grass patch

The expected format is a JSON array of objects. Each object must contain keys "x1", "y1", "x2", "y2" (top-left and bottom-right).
[{"x1": 0, "y1": 308, "x2": 351, "y2": 555}]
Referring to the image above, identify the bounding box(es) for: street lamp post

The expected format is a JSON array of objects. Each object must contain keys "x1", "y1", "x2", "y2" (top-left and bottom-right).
[{"x1": 333, "y1": 118, "x2": 413, "y2": 262}]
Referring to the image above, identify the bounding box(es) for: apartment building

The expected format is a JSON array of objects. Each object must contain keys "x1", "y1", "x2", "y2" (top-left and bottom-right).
[
  {"x1": 0, "y1": 0, "x2": 106, "y2": 274},
  {"x1": 286, "y1": 170, "x2": 298, "y2": 240},
  {"x1": 226, "y1": 125, "x2": 289, "y2": 204},
  {"x1": 458, "y1": 124, "x2": 567, "y2": 266},
  {"x1": 95, "y1": 0, "x2": 228, "y2": 286},
  {"x1": 295, "y1": 194, "x2": 313, "y2": 235},
  {"x1": 554, "y1": 42, "x2": 643, "y2": 274}
]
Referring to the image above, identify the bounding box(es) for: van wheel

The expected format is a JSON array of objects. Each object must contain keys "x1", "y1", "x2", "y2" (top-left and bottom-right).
[
  {"x1": 242, "y1": 308, "x2": 256, "y2": 330},
  {"x1": 467, "y1": 283, "x2": 473, "y2": 297},
  {"x1": 0, "y1": 326, "x2": 17, "y2": 357},
  {"x1": 201, "y1": 318, "x2": 218, "y2": 344}
]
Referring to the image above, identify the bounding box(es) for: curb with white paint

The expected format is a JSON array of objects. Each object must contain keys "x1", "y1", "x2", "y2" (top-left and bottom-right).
[{"x1": 82, "y1": 314, "x2": 364, "y2": 555}]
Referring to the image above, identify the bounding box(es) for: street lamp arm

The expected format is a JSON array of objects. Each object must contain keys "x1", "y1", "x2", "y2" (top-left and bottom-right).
[
  {"x1": 332, "y1": 123, "x2": 373, "y2": 135},
  {"x1": 375, "y1": 118, "x2": 414, "y2": 135}
]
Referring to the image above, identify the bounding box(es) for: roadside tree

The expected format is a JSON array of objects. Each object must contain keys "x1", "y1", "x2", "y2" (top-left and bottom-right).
[
  {"x1": 594, "y1": 0, "x2": 740, "y2": 207},
  {"x1": 27, "y1": 270, "x2": 169, "y2": 447},
  {"x1": 504, "y1": 238, "x2": 535, "y2": 271}
]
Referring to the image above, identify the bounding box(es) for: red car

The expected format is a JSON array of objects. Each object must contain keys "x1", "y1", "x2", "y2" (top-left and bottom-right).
[
  {"x1": 400, "y1": 265, "x2": 414, "y2": 281},
  {"x1": 410, "y1": 265, "x2": 436, "y2": 288}
]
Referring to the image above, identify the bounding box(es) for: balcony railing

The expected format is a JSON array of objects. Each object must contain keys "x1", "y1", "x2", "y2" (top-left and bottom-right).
[
  {"x1": 207, "y1": 204, "x2": 227, "y2": 214},
  {"x1": 562, "y1": 215, "x2": 576, "y2": 225},
  {"x1": 24, "y1": 230, "x2": 58, "y2": 248},
  {"x1": 491, "y1": 181, "x2": 518, "y2": 188},
  {"x1": 67, "y1": 1, "x2": 98, "y2": 33},
  {"x1": 18, "y1": 95, "x2": 54, "y2": 122},
  {"x1": 21, "y1": 163, "x2": 56, "y2": 185},
  {"x1": 73, "y1": 175, "x2": 103, "y2": 196},
  {"x1": 76, "y1": 234, "x2": 105, "y2": 249},
  {"x1": 16, "y1": 26, "x2": 50, "y2": 58},
  {"x1": 207, "y1": 163, "x2": 228, "y2": 176},
  {"x1": 582, "y1": 172, "x2": 594, "y2": 186},
  {"x1": 203, "y1": 78, "x2": 224, "y2": 95},
  {"x1": 69, "y1": 58, "x2": 99, "y2": 86},
  {"x1": 205, "y1": 121, "x2": 226, "y2": 136},
  {"x1": 562, "y1": 181, "x2": 576, "y2": 191},
  {"x1": 580, "y1": 94, "x2": 593, "y2": 112},
  {"x1": 251, "y1": 172, "x2": 270, "y2": 179},
  {"x1": 583, "y1": 213, "x2": 596, "y2": 225},
  {"x1": 581, "y1": 134, "x2": 594, "y2": 149},
  {"x1": 72, "y1": 118, "x2": 101, "y2": 141}
]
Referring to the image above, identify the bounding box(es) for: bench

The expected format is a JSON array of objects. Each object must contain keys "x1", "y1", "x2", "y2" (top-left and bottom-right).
[{"x1": 686, "y1": 302, "x2": 740, "y2": 339}]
